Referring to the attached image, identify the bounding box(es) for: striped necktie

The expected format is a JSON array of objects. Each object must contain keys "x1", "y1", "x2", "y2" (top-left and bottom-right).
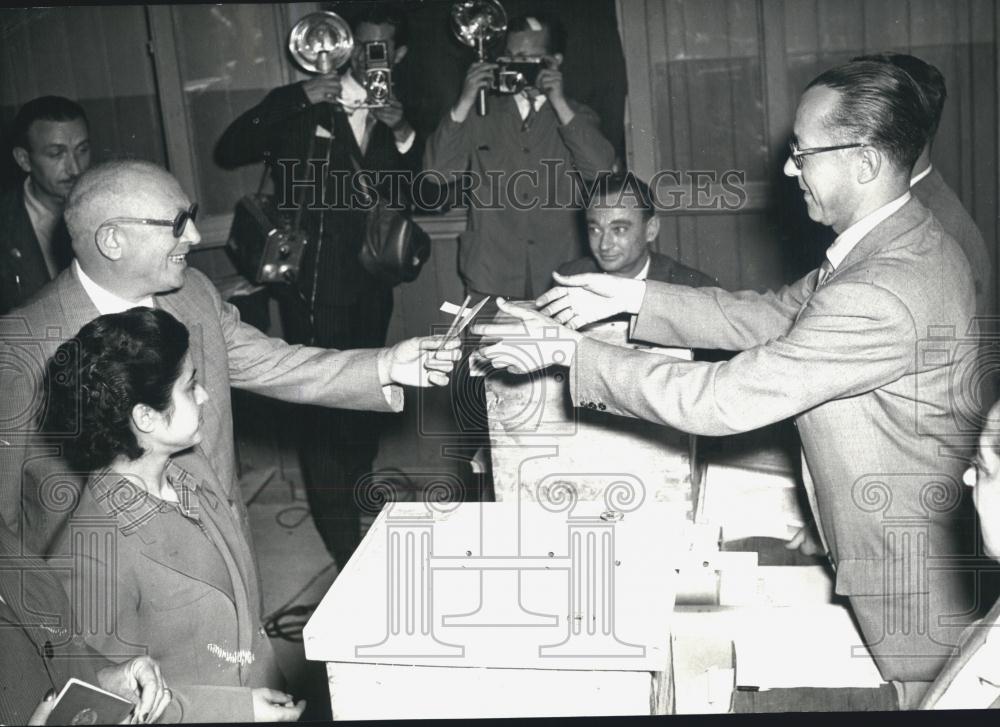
[{"x1": 816, "y1": 258, "x2": 835, "y2": 288}]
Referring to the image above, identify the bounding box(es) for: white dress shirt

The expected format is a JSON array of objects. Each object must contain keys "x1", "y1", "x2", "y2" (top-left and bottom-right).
[
  {"x1": 336, "y1": 72, "x2": 414, "y2": 154},
  {"x1": 632, "y1": 256, "x2": 652, "y2": 281},
  {"x1": 824, "y1": 192, "x2": 911, "y2": 271},
  {"x1": 513, "y1": 91, "x2": 547, "y2": 120},
  {"x1": 910, "y1": 163, "x2": 932, "y2": 187},
  {"x1": 74, "y1": 260, "x2": 154, "y2": 314},
  {"x1": 22, "y1": 178, "x2": 63, "y2": 279}
]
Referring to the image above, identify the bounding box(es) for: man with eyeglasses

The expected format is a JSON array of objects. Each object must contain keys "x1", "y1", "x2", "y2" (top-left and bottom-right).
[
  {"x1": 0, "y1": 160, "x2": 461, "y2": 557},
  {"x1": 475, "y1": 60, "x2": 978, "y2": 708}
]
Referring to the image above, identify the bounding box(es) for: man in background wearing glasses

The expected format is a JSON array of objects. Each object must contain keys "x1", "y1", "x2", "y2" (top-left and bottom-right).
[
  {"x1": 0, "y1": 159, "x2": 460, "y2": 557},
  {"x1": 476, "y1": 60, "x2": 979, "y2": 708}
]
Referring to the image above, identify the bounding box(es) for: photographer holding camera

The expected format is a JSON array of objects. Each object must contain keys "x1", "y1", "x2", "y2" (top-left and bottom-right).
[
  {"x1": 215, "y1": 4, "x2": 422, "y2": 570},
  {"x1": 424, "y1": 12, "x2": 615, "y2": 300}
]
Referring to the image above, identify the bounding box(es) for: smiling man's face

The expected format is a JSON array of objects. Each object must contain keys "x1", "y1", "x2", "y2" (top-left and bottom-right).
[
  {"x1": 110, "y1": 177, "x2": 201, "y2": 297},
  {"x1": 585, "y1": 197, "x2": 654, "y2": 278},
  {"x1": 783, "y1": 85, "x2": 862, "y2": 234}
]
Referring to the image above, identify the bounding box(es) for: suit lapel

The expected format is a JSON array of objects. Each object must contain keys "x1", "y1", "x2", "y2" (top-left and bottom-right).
[{"x1": 134, "y1": 509, "x2": 236, "y2": 605}]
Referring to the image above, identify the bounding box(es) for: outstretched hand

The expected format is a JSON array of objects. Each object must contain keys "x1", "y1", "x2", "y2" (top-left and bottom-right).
[
  {"x1": 383, "y1": 335, "x2": 463, "y2": 387},
  {"x1": 471, "y1": 297, "x2": 581, "y2": 375},
  {"x1": 535, "y1": 272, "x2": 646, "y2": 329}
]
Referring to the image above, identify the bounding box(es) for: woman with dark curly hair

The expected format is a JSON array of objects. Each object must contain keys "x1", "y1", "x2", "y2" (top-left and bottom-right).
[{"x1": 45, "y1": 307, "x2": 305, "y2": 723}]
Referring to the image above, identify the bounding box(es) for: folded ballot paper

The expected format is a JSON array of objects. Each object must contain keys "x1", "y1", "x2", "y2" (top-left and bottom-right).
[
  {"x1": 695, "y1": 463, "x2": 806, "y2": 542},
  {"x1": 733, "y1": 605, "x2": 885, "y2": 690}
]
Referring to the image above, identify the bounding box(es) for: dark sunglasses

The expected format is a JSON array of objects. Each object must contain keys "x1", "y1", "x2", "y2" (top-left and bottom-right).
[{"x1": 96, "y1": 202, "x2": 199, "y2": 239}]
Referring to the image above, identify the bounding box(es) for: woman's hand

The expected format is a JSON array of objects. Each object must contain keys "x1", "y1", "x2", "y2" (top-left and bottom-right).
[
  {"x1": 251, "y1": 688, "x2": 306, "y2": 722},
  {"x1": 97, "y1": 656, "x2": 171, "y2": 724}
]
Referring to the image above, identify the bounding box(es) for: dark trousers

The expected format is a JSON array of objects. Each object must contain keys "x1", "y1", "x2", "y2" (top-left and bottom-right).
[{"x1": 278, "y1": 286, "x2": 394, "y2": 567}]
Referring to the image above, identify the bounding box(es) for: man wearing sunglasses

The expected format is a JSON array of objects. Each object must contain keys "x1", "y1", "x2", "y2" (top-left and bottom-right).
[
  {"x1": 476, "y1": 60, "x2": 979, "y2": 708},
  {"x1": 0, "y1": 160, "x2": 461, "y2": 560}
]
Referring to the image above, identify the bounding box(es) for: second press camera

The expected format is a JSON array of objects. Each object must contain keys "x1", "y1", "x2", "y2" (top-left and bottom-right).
[{"x1": 289, "y1": 10, "x2": 394, "y2": 108}]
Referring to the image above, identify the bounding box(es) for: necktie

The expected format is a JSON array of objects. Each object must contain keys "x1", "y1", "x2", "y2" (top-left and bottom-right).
[
  {"x1": 521, "y1": 94, "x2": 538, "y2": 132},
  {"x1": 816, "y1": 258, "x2": 835, "y2": 288},
  {"x1": 359, "y1": 111, "x2": 377, "y2": 156}
]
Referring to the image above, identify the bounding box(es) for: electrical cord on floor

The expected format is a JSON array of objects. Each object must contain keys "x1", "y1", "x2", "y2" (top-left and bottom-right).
[{"x1": 262, "y1": 561, "x2": 337, "y2": 643}]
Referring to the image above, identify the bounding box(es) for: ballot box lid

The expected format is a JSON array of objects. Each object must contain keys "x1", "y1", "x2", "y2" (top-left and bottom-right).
[{"x1": 304, "y1": 501, "x2": 688, "y2": 671}]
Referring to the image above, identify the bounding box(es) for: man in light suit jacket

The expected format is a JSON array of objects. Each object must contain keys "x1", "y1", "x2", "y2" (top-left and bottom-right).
[
  {"x1": 477, "y1": 61, "x2": 980, "y2": 708},
  {"x1": 0, "y1": 159, "x2": 459, "y2": 556}
]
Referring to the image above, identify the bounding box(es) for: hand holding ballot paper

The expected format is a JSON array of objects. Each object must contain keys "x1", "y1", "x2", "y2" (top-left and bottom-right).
[{"x1": 472, "y1": 297, "x2": 583, "y2": 375}]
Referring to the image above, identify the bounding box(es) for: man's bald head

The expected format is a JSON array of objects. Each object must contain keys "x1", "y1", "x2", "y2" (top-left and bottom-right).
[{"x1": 65, "y1": 160, "x2": 182, "y2": 258}]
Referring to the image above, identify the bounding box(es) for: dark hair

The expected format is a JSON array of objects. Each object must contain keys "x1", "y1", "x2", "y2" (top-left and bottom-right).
[
  {"x1": 507, "y1": 13, "x2": 567, "y2": 55},
  {"x1": 11, "y1": 96, "x2": 88, "y2": 151},
  {"x1": 851, "y1": 52, "x2": 947, "y2": 139},
  {"x1": 586, "y1": 172, "x2": 655, "y2": 220},
  {"x1": 806, "y1": 60, "x2": 930, "y2": 173},
  {"x1": 337, "y1": 2, "x2": 409, "y2": 48},
  {"x1": 42, "y1": 307, "x2": 190, "y2": 472}
]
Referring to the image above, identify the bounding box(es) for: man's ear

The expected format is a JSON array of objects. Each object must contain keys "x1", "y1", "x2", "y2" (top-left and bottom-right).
[
  {"x1": 644, "y1": 215, "x2": 661, "y2": 243},
  {"x1": 95, "y1": 226, "x2": 123, "y2": 261},
  {"x1": 131, "y1": 403, "x2": 158, "y2": 434},
  {"x1": 551, "y1": 53, "x2": 564, "y2": 69},
  {"x1": 12, "y1": 147, "x2": 30, "y2": 175},
  {"x1": 857, "y1": 146, "x2": 880, "y2": 184},
  {"x1": 393, "y1": 44, "x2": 408, "y2": 64}
]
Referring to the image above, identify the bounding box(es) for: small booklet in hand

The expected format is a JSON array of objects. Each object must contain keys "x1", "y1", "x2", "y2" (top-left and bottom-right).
[{"x1": 48, "y1": 678, "x2": 134, "y2": 726}]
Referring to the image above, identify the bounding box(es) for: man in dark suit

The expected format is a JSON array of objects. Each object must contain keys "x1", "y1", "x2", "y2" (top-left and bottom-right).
[
  {"x1": 216, "y1": 5, "x2": 423, "y2": 568},
  {"x1": 556, "y1": 172, "x2": 716, "y2": 288},
  {"x1": 479, "y1": 61, "x2": 979, "y2": 708},
  {"x1": 0, "y1": 96, "x2": 90, "y2": 314},
  {"x1": 854, "y1": 52, "x2": 991, "y2": 316},
  {"x1": 0, "y1": 160, "x2": 459, "y2": 557}
]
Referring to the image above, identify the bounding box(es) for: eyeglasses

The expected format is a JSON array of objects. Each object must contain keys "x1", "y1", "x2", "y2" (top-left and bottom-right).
[
  {"x1": 96, "y1": 202, "x2": 199, "y2": 240},
  {"x1": 788, "y1": 141, "x2": 866, "y2": 170}
]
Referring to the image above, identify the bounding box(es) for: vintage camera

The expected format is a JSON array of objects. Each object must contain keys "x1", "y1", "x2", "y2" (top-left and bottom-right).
[
  {"x1": 362, "y1": 40, "x2": 392, "y2": 107},
  {"x1": 493, "y1": 56, "x2": 545, "y2": 94}
]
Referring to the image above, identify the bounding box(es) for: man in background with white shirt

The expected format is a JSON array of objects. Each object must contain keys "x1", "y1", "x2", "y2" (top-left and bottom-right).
[
  {"x1": 216, "y1": 4, "x2": 423, "y2": 568},
  {"x1": 423, "y1": 12, "x2": 615, "y2": 300},
  {"x1": 1, "y1": 96, "x2": 90, "y2": 314}
]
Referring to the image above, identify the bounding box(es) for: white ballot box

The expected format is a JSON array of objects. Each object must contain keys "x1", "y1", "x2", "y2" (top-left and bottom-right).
[
  {"x1": 303, "y1": 500, "x2": 687, "y2": 720},
  {"x1": 483, "y1": 317, "x2": 696, "y2": 507}
]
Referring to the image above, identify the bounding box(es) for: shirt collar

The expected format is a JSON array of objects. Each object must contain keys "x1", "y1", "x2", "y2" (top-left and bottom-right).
[
  {"x1": 339, "y1": 71, "x2": 369, "y2": 113},
  {"x1": 910, "y1": 163, "x2": 933, "y2": 187},
  {"x1": 514, "y1": 92, "x2": 547, "y2": 119},
  {"x1": 74, "y1": 259, "x2": 155, "y2": 314},
  {"x1": 632, "y1": 256, "x2": 652, "y2": 281},
  {"x1": 825, "y1": 192, "x2": 911, "y2": 270},
  {"x1": 22, "y1": 177, "x2": 59, "y2": 224},
  {"x1": 90, "y1": 460, "x2": 201, "y2": 537}
]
